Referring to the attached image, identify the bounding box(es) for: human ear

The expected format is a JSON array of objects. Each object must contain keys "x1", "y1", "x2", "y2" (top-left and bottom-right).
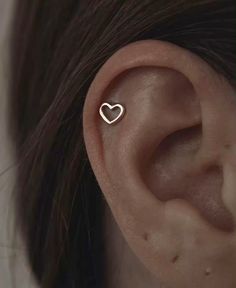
[{"x1": 83, "y1": 40, "x2": 236, "y2": 288}]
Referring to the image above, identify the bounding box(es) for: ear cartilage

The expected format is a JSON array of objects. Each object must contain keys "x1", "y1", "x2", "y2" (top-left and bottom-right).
[{"x1": 99, "y1": 102, "x2": 126, "y2": 125}]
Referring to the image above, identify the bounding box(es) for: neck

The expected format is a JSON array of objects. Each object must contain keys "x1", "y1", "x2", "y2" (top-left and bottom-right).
[{"x1": 104, "y1": 205, "x2": 162, "y2": 288}]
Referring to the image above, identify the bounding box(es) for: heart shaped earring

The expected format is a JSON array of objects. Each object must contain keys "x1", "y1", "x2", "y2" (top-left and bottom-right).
[{"x1": 99, "y1": 102, "x2": 126, "y2": 125}]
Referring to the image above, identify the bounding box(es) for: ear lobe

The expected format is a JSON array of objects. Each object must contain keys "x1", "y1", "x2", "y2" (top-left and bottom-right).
[{"x1": 83, "y1": 40, "x2": 236, "y2": 288}]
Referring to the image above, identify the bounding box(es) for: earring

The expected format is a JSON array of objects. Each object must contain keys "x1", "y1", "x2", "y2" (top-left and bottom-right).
[{"x1": 99, "y1": 102, "x2": 126, "y2": 125}]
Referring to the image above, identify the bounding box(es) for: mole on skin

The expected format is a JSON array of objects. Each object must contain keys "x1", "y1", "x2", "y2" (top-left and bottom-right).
[
  {"x1": 224, "y1": 143, "x2": 231, "y2": 149},
  {"x1": 143, "y1": 232, "x2": 149, "y2": 241},
  {"x1": 171, "y1": 255, "x2": 179, "y2": 264},
  {"x1": 205, "y1": 267, "x2": 212, "y2": 276}
]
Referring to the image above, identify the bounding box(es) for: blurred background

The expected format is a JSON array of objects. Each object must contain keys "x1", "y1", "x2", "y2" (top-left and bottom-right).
[{"x1": 0, "y1": 0, "x2": 37, "y2": 287}]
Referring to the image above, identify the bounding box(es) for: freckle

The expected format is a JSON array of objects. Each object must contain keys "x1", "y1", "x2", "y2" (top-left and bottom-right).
[
  {"x1": 172, "y1": 255, "x2": 179, "y2": 263},
  {"x1": 143, "y1": 232, "x2": 149, "y2": 241},
  {"x1": 205, "y1": 267, "x2": 212, "y2": 276}
]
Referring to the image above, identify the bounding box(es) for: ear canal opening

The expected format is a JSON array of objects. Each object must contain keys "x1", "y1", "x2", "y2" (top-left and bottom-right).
[{"x1": 144, "y1": 124, "x2": 235, "y2": 232}]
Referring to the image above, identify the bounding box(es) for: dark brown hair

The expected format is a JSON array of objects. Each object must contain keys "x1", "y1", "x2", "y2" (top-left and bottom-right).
[{"x1": 10, "y1": 1, "x2": 236, "y2": 287}]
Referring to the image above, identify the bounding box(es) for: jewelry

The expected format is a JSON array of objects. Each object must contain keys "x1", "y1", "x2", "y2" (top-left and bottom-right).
[{"x1": 99, "y1": 102, "x2": 125, "y2": 125}]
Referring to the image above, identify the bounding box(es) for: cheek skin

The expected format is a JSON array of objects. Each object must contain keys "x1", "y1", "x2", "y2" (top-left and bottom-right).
[
  {"x1": 138, "y1": 198, "x2": 236, "y2": 288},
  {"x1": 223, "y1": 161, "x2": 236, "y2": 221}
]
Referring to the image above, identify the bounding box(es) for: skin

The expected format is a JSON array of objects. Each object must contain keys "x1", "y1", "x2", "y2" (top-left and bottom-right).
[{"x1": 83, "y1": 40, "x2": 236, "y2": 288}]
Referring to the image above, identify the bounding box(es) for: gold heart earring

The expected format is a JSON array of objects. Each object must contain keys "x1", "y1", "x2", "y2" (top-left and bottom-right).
[{"x1": 99, "y1": 102, "x2": 126, "y2": 125}]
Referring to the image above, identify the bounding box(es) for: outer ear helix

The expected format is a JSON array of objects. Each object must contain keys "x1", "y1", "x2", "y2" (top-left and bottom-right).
[{"x1": 99, "y1": 102, "x2": 126, "y2": 125}]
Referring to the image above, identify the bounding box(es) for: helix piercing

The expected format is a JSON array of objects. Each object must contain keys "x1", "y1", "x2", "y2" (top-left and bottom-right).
[{"x1": 99, "y1": 102, "x2": 126, "y2": 125}]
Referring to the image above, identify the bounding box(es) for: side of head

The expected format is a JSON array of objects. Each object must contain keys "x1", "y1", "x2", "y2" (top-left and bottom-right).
[
  {"x1": 84, "y1": 40, "x2": 236, "y2": 288},
  {"x1": 10, "y1": 1, "x2": 236, "y2": 287}
]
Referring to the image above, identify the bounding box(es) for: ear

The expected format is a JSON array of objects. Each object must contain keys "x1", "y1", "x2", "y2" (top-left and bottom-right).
[{"x1": 83, "y1": 40, "x2": 236, "y2": 288}]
